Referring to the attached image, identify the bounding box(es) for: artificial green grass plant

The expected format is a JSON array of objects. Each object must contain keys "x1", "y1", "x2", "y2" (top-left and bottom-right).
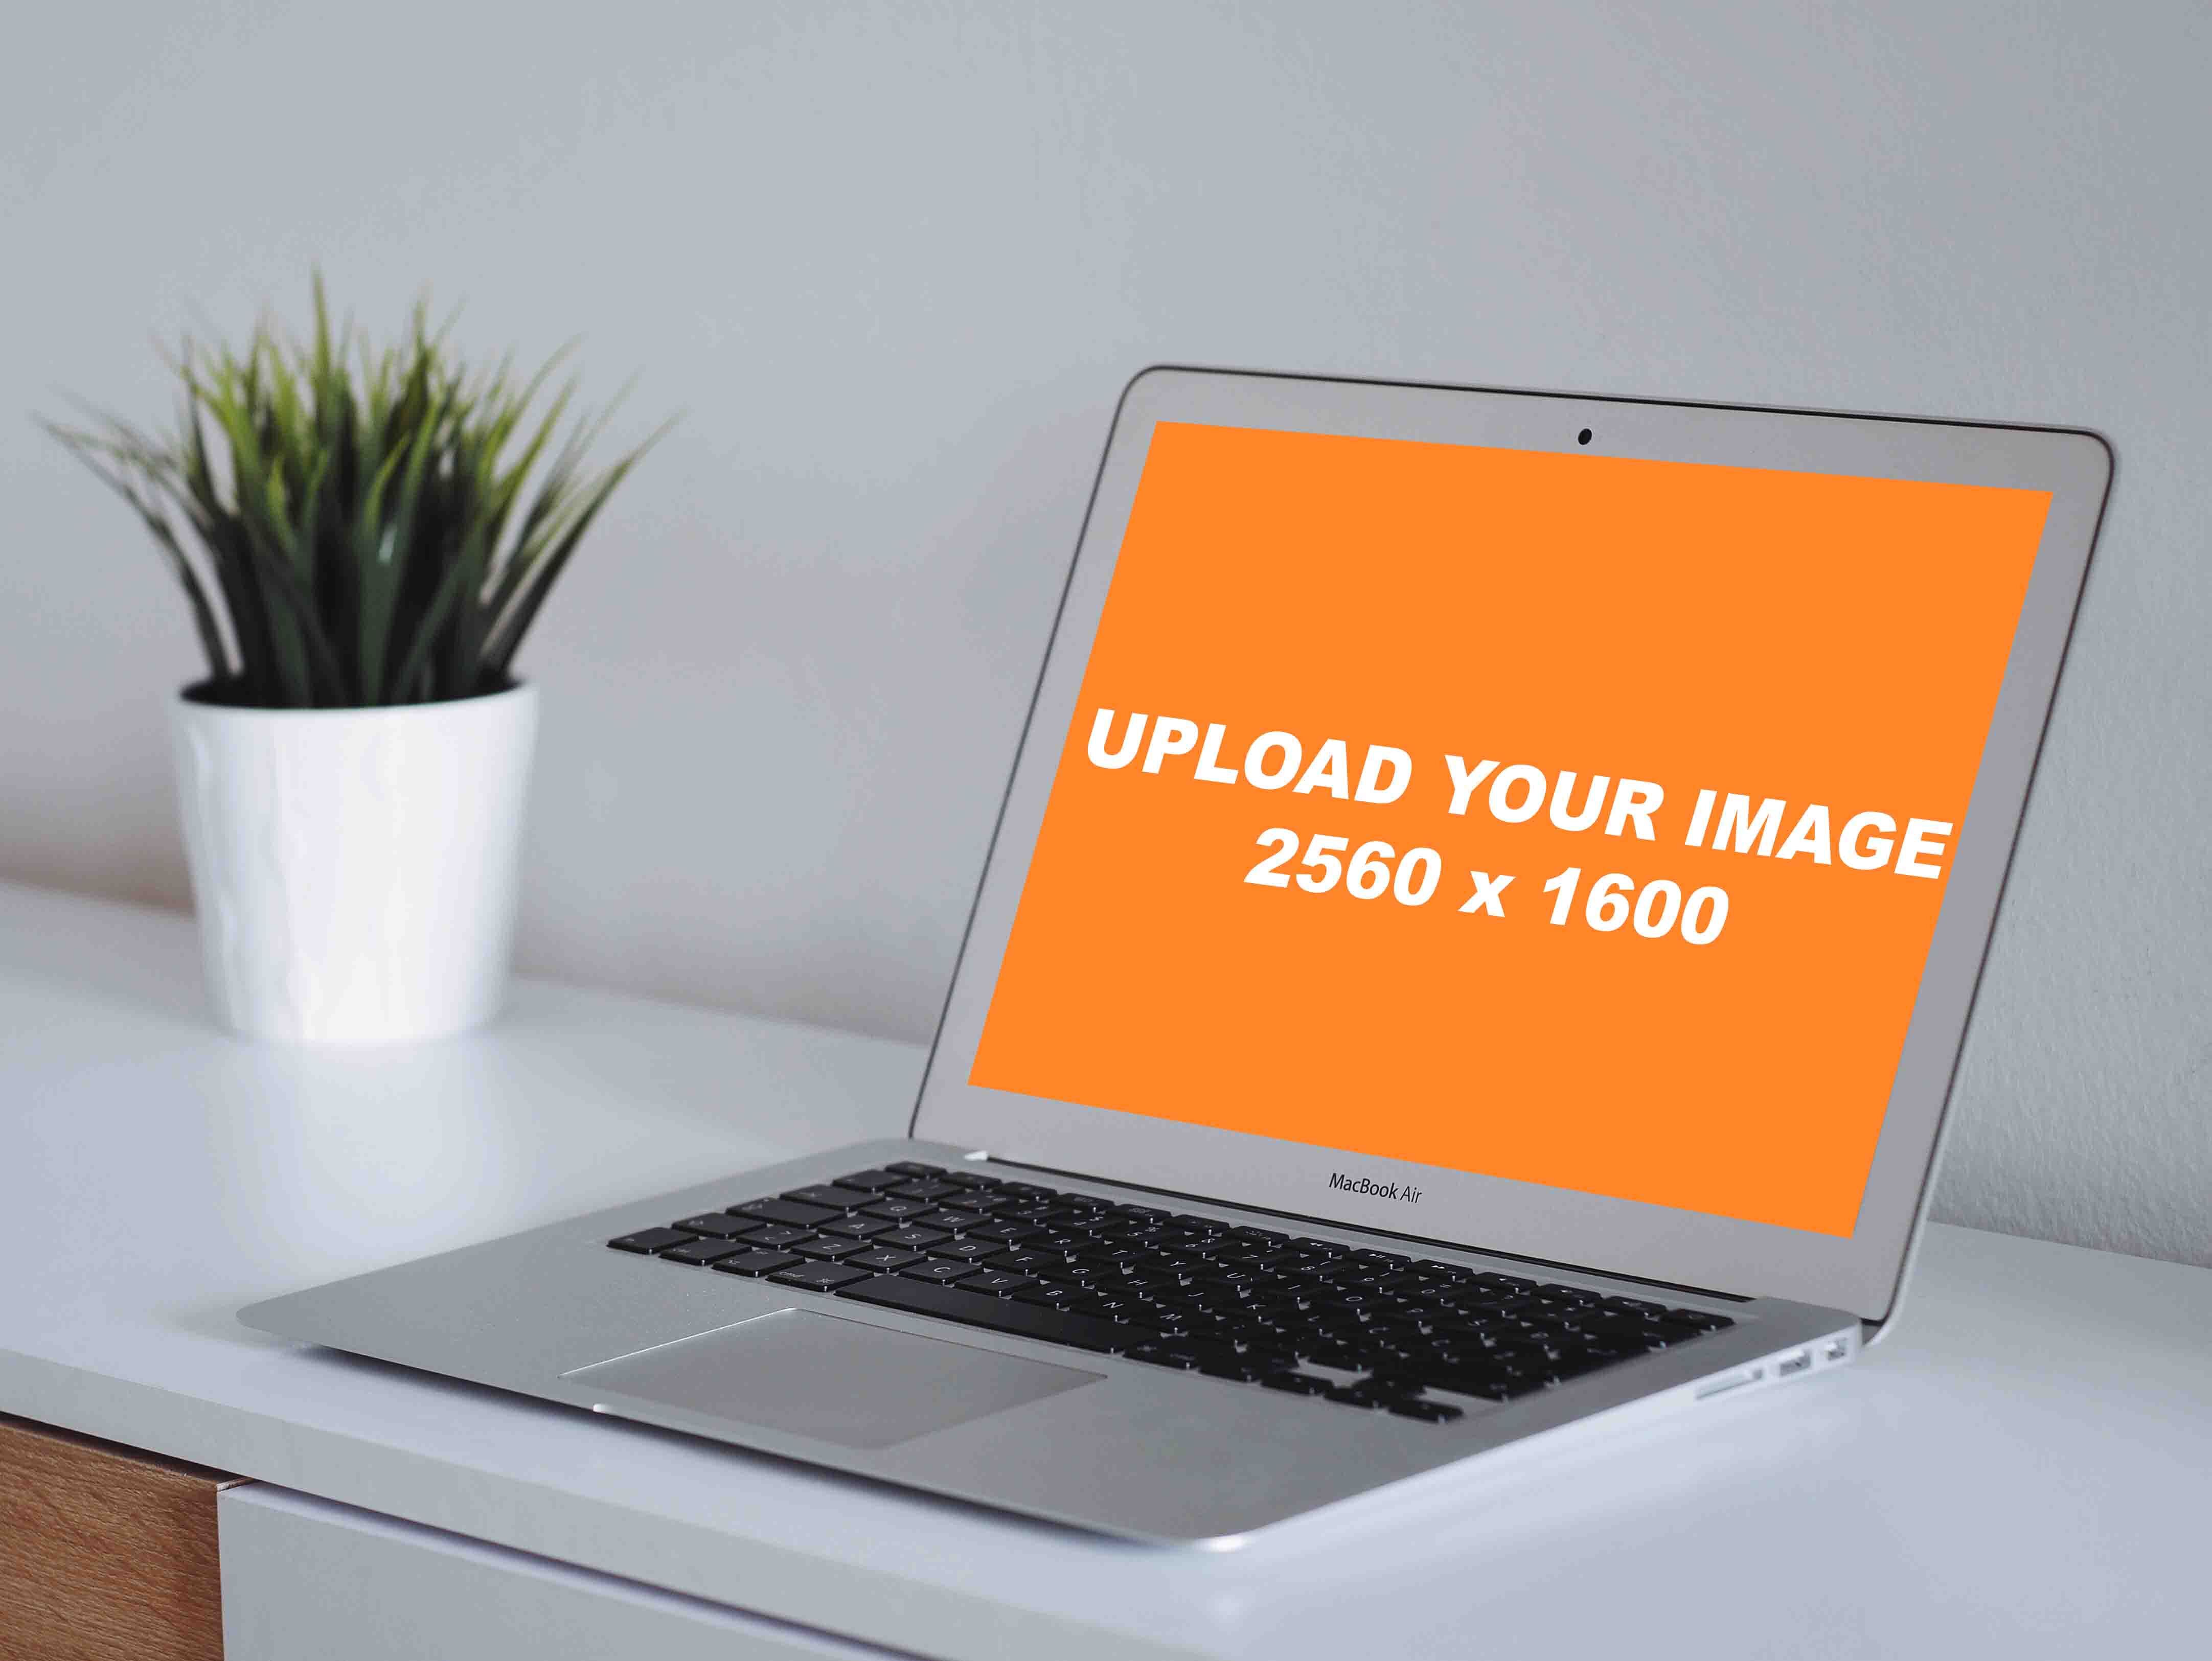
[{"x1": 44, "y1": 281, "x2": 667, "y2": 708}]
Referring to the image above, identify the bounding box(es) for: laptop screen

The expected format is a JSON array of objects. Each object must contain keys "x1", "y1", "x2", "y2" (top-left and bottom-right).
[{"x1": 967, "y1": 421, "x2": 2049, "y2": 1239}]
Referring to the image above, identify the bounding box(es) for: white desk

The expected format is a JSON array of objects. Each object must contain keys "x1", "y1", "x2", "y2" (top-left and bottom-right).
[{"x1": 2, "y1": 879, "x2": 2205, "y2": 1658}]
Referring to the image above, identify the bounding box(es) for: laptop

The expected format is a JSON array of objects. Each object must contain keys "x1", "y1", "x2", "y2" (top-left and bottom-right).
[{"x1": 242, "y1": 369, "x2": 2110, "y2": 1545}]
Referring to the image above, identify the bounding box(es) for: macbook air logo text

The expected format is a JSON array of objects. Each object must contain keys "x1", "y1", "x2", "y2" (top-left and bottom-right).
[{"x1": 1329, "y1": 1171, "x2": 1421, "y2": 1204}]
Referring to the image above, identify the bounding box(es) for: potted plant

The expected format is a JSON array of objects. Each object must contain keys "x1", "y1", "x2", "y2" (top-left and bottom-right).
[{"x1": 44, "y1": 282, "x2": 666, "y2": 1044}]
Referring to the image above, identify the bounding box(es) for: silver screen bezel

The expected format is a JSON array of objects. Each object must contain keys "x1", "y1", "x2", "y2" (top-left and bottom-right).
[{"x1": 912, "y1": 368, "x2": 2109, "y2": 1321}]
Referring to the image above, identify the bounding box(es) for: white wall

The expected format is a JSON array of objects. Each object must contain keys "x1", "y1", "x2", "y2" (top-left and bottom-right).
[{"x1": 4, "y1": 2, "x2": 2206, "y2": 1268}]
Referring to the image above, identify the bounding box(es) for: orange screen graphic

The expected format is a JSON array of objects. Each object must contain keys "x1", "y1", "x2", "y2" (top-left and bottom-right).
[{"x1": 971, "y1": 423, "x2": 2047, "y2": 1236}]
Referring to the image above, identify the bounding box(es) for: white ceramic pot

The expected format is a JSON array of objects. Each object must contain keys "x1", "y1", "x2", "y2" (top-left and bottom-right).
[{"x1": 170, "y1": 683, "x2": 538, "y2": 1045}]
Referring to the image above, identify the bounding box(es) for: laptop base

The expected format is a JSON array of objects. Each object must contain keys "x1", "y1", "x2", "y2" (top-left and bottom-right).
[{"x1": 243, "y1": 1137, "x2": 1857, "y2": 1545}]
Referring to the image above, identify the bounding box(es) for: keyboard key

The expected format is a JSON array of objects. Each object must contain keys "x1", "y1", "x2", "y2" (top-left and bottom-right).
[
  {"x1": 1205, "y1": 1267, "x2": 1266, "y2": 1288},
  {"x1": 1205, "y1": 1355, "x2": 1287, "y2": 1382},
  {"x1": 916, "y1": 1209, "x2": 988, "y2": 1232},
  {"x1": 1386, "y1": 1398, "x2": 1465, "y2": 1422},
  {"x1": 1121, "y1": 1341, "x2": 1194, "y2": 1368},
  {"x1": 784, "y1": 1184, "x2": 877, "y2": 1212},
  {"x1": 986, "y1": 1249, "x2": 1062, "y2": 1274},
  {"x1": 1208, "y1": 1247, "x2": 1275, "y2": 1267},
  {"x1": 770, "y1": 1262, "x2": 875, "y2": 1293},
  {"x1": 1325, "y1": 1380, "x2": 1413, "y2": 1409},
  {"x1": 1168, "y1": 1309, "x2": 1238, "y2": 1336},
  {"x1": 1072, "y1": 1291, "x2": 1146, "y2": 1319},
  {"x1": 833, "y1": 1169, "x2": 909, "y2": 1191},
  {"x1": 970, "y1": 1221, "x2": 1045, "y2": 1244},
  {"x1": 1539, "y1": 1286, "x2": 1606, "y2": 1307},
  {"x1": 861, "y1": 1197, "x2": 936, "y2": 1221},
  {"x1": 1317, "y1": 1266, "x2": 1394, "y2": 1288},
  {"x1": 1430, "y1": 1317, "x2": 1506, "y2": 1345},
  {"x1": 840, "y1": 1272, "x2": 1151, "y2": 1353},
  {"x1": 942, "y1": 1171, "x2": 1005, "y2": 1190},
  {"x1": 927, "y1": 1239, "x2": 1004, "y2": 1263},
  {"x1": 1475, "y1": 1274, "x2": 1538, "y2": 1295},
  {"x1": 1541, "y1": 1347, "x2": 1634, "y2": 1382},
  {"x1": 1312, "y1": 1288, "x2": 1388, "y2": 1314},
  {"x1": 1364, "y1": 1314, "x2": 1430, "y2": 1343},
  {"x1": 608, "y1": 1228, "x2": 699, "y2": 1255},
  {"x1": 712, "y1": 1250, "x2": 803, "y2": 1278},
  {"x1": 958, "y1": 1271, "x2": 1033, "y2": 1297},
  {"x1": 671, "y1": 1214, "x2": 760, "y2": 1239},
  {"x1": 1295, "y1": 1341, "x2": 1373, "y2": 1370},
  {"x1": 1572, "y1": 1317, "x2": 1675, "y2": 1349},
  {"x1": 885, "y1": 1160, "x2": 946, "y2": 1177},
  {"x1": 903, "y1": 1261, "x2": 980, "y2": 1284},
  {"x1": 1261, "y1": 1372, "x2": 1332, "y2": 1396},
  {"x1": 1143, "y1": 1336, "x2": 1235, "y2": 1371},
  {"x1": 889, "y1": 1180, "x2": 964, "y2": 1202},
  {"x1": 818, "y1": 1215, "x2": 896, "y2": 1240},
  {"x1": 1668, "y1": 1309, "x2": 1736, "y2": 1332},
  {"x1": 845, "y1": 1247, "x2": 925, "y2": 1273},
  {"x1": 1389, "y1": 1360, "x2": 1536, "y2": 1399},
  {"x1": 874, "y1": 1226, "x2": 951, "y2": 1251},
  {"x1": 744, "y1": 1224, "x2": 817, "y2": 1250},
  {"x1": 660, "y1": 1237, "x2": 748, "y2": 1266},
  {"x1": 732, "y1": 1198, "x2": 840, "y2": 1229},
  {"x1": 791, "y1": 1236, "x2": 869, "y2": 1261}
]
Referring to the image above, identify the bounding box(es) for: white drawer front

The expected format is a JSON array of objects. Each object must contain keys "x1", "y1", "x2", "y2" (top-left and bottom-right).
[{"x1": 220, "y1": 1485, "x2": 927, "y2": 1660}]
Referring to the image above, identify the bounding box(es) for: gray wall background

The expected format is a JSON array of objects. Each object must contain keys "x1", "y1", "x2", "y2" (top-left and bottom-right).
[{"x1": 4, "y1": 3, "x2": 2206, "y2": 1268}]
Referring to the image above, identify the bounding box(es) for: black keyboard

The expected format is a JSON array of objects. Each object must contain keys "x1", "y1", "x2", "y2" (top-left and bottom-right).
[{"x1": 609, "y1": 1162, "x2": 1734, "y2": 1424}]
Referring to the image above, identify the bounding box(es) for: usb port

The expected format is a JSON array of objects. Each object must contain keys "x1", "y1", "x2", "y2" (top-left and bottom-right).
[{"x1": 1777, "y1": 1350, "x2": 1811, "y2": 1377}]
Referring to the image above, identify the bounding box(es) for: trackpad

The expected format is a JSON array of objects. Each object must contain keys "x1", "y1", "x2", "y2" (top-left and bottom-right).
[{"x1": 562, "y1": 1308, "x2": 1103, "y2": 1450}]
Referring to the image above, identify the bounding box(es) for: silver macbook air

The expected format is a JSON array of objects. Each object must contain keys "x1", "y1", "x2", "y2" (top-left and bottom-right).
[{"x1": 242, "y1": 368, "x2": 2110, "y2": 1544}]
